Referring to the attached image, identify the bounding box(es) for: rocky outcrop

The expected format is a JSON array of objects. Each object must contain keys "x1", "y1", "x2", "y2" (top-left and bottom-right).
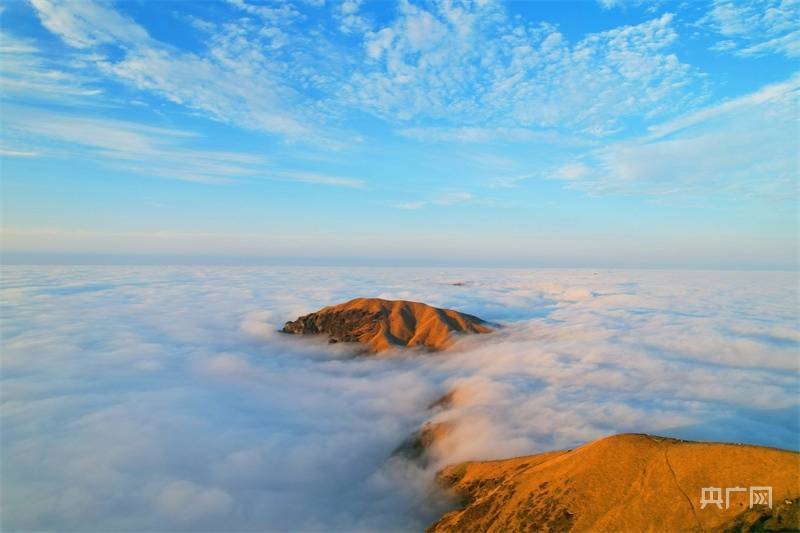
[
  {"x1": 392, "y1": 421, "x2": 455, "y2": 467},
  {"x1": 282, "y1": 298, "x2": 492, "y2": 353},
  {"x1": 428, "y1": 389, "x2": 460, "y2": 411},
  {"x1": 391, "y1": 388, "x2": 466, "y2": 467}
]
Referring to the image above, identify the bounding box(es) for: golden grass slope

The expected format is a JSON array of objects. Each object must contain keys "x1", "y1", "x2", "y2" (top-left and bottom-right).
[
  {"x1": 430, "y1": 433, "x2": 800, "y2": 532},
  {"x1": 282, "y1": 297, "x2": 492, "y2": 352}
]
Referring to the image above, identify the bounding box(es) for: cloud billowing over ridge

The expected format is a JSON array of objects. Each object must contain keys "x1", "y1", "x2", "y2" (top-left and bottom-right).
[{"x1": 1, "y1": 266, "x2": 798, "y2": 531}]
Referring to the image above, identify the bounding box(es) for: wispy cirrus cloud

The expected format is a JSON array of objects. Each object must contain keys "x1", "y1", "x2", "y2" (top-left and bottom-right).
[
  {"x1": 0, "y1": 148, "x2": 41, "y2": 158},
  {"x1": 397, "y1": 127, "x2": 555, "y2": 144},
  {"x1": 2, "y1": 105, "x2": 367, "y2": 188},
  {"x1": 394, "y1": 201, "x2": 427, "y2": 210},
  {"x1": 29, "y1": 0, "x2": 149, "y2": 48},
  {"x1": 1, "y1": 9, "x2": 364, "y2": 189},
  {"x1": 539, "y1": 74, "x2": 800, "y2": 198},
  {"x1": 392, "y1": 191, "x2": 474, "y2": 210},
  {"x1": 491, "y1": 163, "x2": 591, "y2": 188},
  {"x1": 269, "y1": 170, "x2": 366, "y2": 188},
  {"x1": 2, "y1": 106, "x2": 262, "y2": 184},
  {"x1": 700, "y1": 0, "x2": 800, "y2": 58},
  {"x1": 0, "y1": 30, "x2": 101, "y2": 102},
  {"x1": 26, "y1": 0, "x2": 336, "y2": 140}
]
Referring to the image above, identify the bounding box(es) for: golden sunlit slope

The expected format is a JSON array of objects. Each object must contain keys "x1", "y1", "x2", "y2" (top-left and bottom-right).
[
  {"x1": 282, "y1": 298, "x2": 492, "y2": 353},
  {"x1": 430, "y1": 433, "x2": 800, "y2": 532}
]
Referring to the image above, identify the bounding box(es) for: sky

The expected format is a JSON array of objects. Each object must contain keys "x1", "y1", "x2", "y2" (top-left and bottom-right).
[
  {"x1": 0, "y1": 0, "x2": 798, "y2": 268},
  {"x1": 3, "y1": 266, "x2": 798, "y2": 530}
]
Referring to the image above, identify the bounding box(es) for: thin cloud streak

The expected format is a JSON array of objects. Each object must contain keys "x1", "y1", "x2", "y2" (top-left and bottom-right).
[
  {"x1": 1, "y1": 106, "x2": 369, "y2": 188},
  {"x1": 537, "y1": 74, "x2": 800, "y2": 198}
]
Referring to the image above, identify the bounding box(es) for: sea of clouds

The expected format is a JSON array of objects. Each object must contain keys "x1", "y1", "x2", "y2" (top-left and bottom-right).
[{"x1": 2, "y1": 266, "x2": 798, "y2": 531}]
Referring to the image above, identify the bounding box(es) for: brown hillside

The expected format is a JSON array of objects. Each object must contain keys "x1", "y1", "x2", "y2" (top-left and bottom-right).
[
  {"x1": 281, "y1": 298, "x2": 492, "y2": 353},
  {"x1": 430, "y1": 433, "x2": 800, "y2": 532}
]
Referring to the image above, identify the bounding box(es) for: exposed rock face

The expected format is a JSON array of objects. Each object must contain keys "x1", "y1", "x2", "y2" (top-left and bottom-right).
[
  {"x1": 428, "y1": 390, "x2": 459, "y2": 411},
  {"x1": 281, "y1": 298, "x2": 492, "y2": 353},
  {"x1": 392, "y1": 421, "x2": 455, "y2": 467},
  {"x1": 429, "y1": 433, "x2": 800, "y2": 532},
  {"x1": 391, "y1": 388, "x2": 466, "y2": 467}
]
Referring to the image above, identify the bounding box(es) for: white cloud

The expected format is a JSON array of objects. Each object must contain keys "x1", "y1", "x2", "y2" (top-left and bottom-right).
[
  {"x1": 270, "y1": 170, "x2": 366, "y2": 188},
  {"x1": 336, "y1": 0, "x2": 372, "y2": 34},
  {"x1": 492, "y1": 161, "x2": 594, "y2": 188},
  {"x1": 542, "y1": 75, "x2": 800, "y2": 197},
  {"x1": 596, "y1": 0, "x2": 667, "y2": 12},
  {"x1": 701, "y1": 0, "x2": 800, "y2": 58},
  {"x1": 394, "y1": 201, "x2": 427, "y2": 210},
  {"x1": 490, "y1": 172, "x2": 537, "y2": 188},
  {"x1": 2, "y1": 106, "x2": 263, "y2": 184},
  {"x1": 552, "y1": 162, "x2": 591, "y2": 181},
  {"x1": 645, "y1": 73, "x2": 800, "y2": 138},
  {"x1": 26, "y1": 0, "x2": 334, "y2": 140},
  {"x1": 29, "y1": 0, "x2": 149, "y2": 48},
  {"x1": 0, "y1": 148, "x2": 40, "y2": 157},
  {"x1": 20, "y1": 0, "x2": 707, "y2": 142},
  {"x1": 1, "y1": 267, "x2": 797, "y2": 531},
  {"x1": 347, "y1": 7, "x2": 698, "y2": 135},
  {"x1": 1, "y1": 106, "x2": 366, "y2": 188},
  {"x1": 398, "y1": 126, "x2": 549, "y2": 143},
  {"x1": 0, "y1": 30, "x2": 101, "y2": 102},
  {"x1": 393, "y1": 191, "x2": 475, "y2": 210},
  {"x1": 157, "y1": 480, "x2": 233, "y2": 523},
  {"x1": 226, "y1": 0, "x2": 301, "y2": 26},
  {"x1": 100, "y1": 46, "x2": 310, "y2": 138},
  {"x1": 18, "y1": 0, "x2": 794, "y2": 151},
  {"x1": 434, "y1": 191, "x2": 473, "y2": 205}
]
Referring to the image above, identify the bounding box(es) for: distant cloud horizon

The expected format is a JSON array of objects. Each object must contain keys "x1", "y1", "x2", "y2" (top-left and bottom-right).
[{"x1": 2, "y1": 251, "x2": 799, "y2": 271}]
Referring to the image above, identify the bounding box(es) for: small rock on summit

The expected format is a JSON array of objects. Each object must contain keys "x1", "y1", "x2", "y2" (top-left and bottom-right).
[{"x1": 281, "y1": 297, "x2": 492, "y2": 353}]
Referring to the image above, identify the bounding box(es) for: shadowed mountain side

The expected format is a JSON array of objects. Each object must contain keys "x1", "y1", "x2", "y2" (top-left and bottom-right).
[
  {"x1": 429, "y1": 433, "x2": 800, "y2": 532},
  {"x1": 281, "y1": 298, "x2": 492, "y2": 353},
  {"x1": 392, "y1": 422, "x2": 455, "y2": 467},
  {"x1": 428, "y1": 389, "x2": 465, "y2": 411},
  {"x1": 391, "y1": 388, "x2": 467, "y2": 467}
]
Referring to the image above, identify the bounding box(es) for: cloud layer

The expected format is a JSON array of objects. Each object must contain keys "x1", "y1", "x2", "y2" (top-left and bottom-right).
[
  {"x1": 348, "y1": 7, "x2": 696, "y2": 135},
  {"x1": 2, "y1": 266, "x2": 798, "y2": 531},
  {"x1": 544, "y1": 75, "x2": 800, "y2": 198},
  {"x1": 21, "y1": 0, "x2": 700, "y2": 142},
  {"x1": 701, "y1": 0, "x2": 800, "y2": 58}
]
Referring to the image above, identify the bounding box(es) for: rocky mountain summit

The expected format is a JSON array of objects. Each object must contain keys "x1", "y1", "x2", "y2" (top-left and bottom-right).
[{"x1": 281, "y1": 297, "x2": 492, "y2": 353}]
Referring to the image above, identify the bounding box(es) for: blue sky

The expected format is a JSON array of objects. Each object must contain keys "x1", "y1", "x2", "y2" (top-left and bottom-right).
[{"x1": 0, "y1": 0, "x2": 797, "y2": 268}]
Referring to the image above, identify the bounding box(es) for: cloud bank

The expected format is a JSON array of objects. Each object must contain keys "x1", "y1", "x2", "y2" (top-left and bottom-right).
[{"x1": 1, "y1": 266, "x2": 798, "y2": 531}]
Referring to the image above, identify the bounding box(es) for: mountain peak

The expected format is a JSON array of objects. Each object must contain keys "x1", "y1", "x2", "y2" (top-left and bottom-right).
[{"x1": 281, "y1": 297, "x2": 492, "y2": 353}]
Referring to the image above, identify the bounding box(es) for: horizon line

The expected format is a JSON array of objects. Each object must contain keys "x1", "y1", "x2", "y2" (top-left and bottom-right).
[{"x1": 2, "y1": 252, "x2": 798, "y2": 272}]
